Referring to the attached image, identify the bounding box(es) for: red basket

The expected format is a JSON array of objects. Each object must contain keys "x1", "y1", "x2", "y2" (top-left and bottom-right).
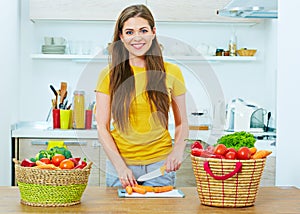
[{"x1": 191, "y1": 155, "x2": 266, "y2": 207}]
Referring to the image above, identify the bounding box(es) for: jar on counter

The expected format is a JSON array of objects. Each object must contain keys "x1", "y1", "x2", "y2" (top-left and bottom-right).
[
  {"x1": 216, "y1": 49, "x2": 224, "y2": 56},
  {"x1": 73, "y1": 90, "x2": 85, "y2": 129}
]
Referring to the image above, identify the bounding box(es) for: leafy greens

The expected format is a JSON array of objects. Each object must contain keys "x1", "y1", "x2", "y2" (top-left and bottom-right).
[{"x1": 216, "y1": 131, "x2": 256, "y2": 150}]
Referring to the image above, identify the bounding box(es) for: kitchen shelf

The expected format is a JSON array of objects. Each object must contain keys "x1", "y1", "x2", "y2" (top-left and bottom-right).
[
  {"x1": 30, "y1": 54, "x2": 107, "y2": 61},
  {"x1": 30, "y1": 54, "x2": 257, "y2": 62}
]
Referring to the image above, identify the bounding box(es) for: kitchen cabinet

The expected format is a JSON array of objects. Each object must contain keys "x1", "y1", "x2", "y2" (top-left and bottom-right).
[
  {"x1": 11, "y1": 135, "x2": 196, "y2": 187},
  {"x1": 29, "y1": 0, "x2": 145, "y2": 21},
  {"x1": 29, "y1": 0, "x2": 260, "y2": 23},
  {"x1": 12, "y1": 138, "x2": 104, "y2": 186},
  {"x1": 11, "y1": 123, "x2": 275, "y2": 187}
]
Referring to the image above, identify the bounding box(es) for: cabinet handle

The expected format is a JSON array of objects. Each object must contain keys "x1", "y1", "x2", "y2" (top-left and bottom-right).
[{"x1": 31, "y1": 141, "x2": 87, "y2": 146}]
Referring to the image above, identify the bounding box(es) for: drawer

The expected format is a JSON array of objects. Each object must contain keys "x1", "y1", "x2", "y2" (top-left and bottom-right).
[
  {"x1": 99, "y1": 147, "x2": 107, "y2": 186},
  {"x1": 18, "y1": 139, "x2": 100, "y2": 163},
  {"x1": 260, "y1": 156, "x2": 276, "y2": 186},
  {"x1": 88, "y1": 169, "x2": 100, "y2": 186}
]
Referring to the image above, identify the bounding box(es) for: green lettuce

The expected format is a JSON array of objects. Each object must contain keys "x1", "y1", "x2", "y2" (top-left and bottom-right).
[{"x1": 216, "y1": 131, "x2": 256, "y2": 150}]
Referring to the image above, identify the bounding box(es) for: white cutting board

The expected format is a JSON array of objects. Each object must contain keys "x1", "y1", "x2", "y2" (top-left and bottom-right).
[{"x1": 118, "y1": 189, "x2": 185, "y2": 198}]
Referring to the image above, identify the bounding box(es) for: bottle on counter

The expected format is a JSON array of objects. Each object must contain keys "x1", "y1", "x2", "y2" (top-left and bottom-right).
[
  {"x1": 73, "y1": 90, "x2": 85, "y2": 129},
  {"x1": 229, "y1": 33, "x2": 237, "y2": 56}
]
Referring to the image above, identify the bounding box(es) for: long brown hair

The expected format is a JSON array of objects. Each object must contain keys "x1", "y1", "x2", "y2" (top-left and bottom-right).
[{"x1": 109, "y1": 4, "x2": 169, "y2": 132}]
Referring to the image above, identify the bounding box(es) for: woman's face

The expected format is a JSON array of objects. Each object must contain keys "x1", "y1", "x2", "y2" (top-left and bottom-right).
[{"x1": 120, "y1": 17, "x2": 156, "y2": 58}]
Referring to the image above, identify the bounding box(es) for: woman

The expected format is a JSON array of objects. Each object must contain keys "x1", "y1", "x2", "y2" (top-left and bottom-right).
[{"x1": 95, "y1": 4, "x2": 188, "y2": 188}]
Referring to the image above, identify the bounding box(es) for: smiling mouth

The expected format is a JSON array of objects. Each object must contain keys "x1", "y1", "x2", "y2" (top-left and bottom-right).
[{"x1": 131, "y1": 43, "x2": 145, "y2": 50}]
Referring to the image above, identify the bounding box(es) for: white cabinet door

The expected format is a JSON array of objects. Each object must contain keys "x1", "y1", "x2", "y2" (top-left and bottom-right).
[
  {"x1": 147, "y1": 0, "x2": 258, "y2": 22},
  {"x1": 29, "y1": 0, "x2": 145, "y2": 21}
]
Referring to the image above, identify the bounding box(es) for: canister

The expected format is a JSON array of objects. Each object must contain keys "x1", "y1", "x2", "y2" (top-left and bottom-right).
[
  {"x1": 73, "y1": 90, "x2": 85, "y2": 129},
  {"x1": 216, "y1": 49, "x2": 224, "y2": 56}
]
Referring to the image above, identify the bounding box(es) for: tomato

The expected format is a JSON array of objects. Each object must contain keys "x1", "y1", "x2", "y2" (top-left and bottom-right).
[
  {"x1": 51, "y1": 154, "x2": 65, "y2": 166},
  {"x1": 191, "y1": 148, "x2": 203, "y2": 157},
  {"x1": 191, "y1": 141, "x2": 203, "y2": 150},
  {"x1": 226, "y1": 148, "x2": 237, "y2": 154},
  {"x1": 39, "y1": 158, "x2": 51, "y2": 164},
  {"x1": 225, "y1": 151, "x2": 237, "y2": 160},
  {"x1": 237, "y1": 147, "x2": 251, "y2": 160},
  {"x1": 214, "y1": 144, "x2": 227, "y2": 156},
  {"x1": 59, "y1": 159, "x2": 75, "y2": 169},
  {"x1": 214, "y1": 154, "x2": 225, "y2": 159}
]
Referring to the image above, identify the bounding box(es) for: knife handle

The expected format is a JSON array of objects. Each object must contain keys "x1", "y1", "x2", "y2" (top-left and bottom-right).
[{"x1": 160, "y1": 165, "x2": 166, "y2": 175}]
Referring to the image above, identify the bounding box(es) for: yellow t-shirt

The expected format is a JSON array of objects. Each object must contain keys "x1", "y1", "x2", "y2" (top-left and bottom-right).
[{"x1": 95, "y1": 62, "x2": 186, "y2": 165}]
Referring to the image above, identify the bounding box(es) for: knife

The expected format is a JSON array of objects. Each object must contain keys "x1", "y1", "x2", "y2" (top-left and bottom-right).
[{"x1": 137, "y1": 165, "x2": 166, "y2": 182}]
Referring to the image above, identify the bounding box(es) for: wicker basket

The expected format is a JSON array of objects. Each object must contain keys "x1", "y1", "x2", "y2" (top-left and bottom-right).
[
  {"x1": 14, "y1": 159, "x2": 92, "y2": 207},
  {"x1": 191, "y1": 155, "x2": 266, "y2": 207},
  {"x1": 237, "y1": 49, "x2": 257, "y2": 56}
]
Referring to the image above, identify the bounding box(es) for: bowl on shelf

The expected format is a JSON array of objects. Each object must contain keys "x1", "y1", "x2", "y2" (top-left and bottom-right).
[{"x1": 237, "y1": 49, "x2": 257, "y2": 56}]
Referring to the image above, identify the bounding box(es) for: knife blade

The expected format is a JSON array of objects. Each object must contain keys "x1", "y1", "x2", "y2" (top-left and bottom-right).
[{"x1": 137, "y1": 165, "x2": 166, "y2": 182}]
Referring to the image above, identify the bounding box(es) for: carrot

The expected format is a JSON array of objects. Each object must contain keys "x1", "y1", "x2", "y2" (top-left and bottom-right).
[
  {"x1": 35, "y1": 161, "x2": 61, "y2": 170},
  {"x1": 132, "y1": 186, "x2": 147, "y2": 194},
  {"x1": 251, "y1": 150, "x2": 272, "y2": 159},
  {"x1": 249, "y1": 147, "x2": 257, "y2": 155},
  {"x1": 125, "y1": 185, "x2": 133, "y2": 195},
  {"x1": 35, "y1": 160, "x2": 46, "y2": 166},
  {"x1": 153, "y1": 186, "x2": 173, "y2": 193},
  {"x1": 135, "y1": 184, "x2": 154, "y2": 192}
]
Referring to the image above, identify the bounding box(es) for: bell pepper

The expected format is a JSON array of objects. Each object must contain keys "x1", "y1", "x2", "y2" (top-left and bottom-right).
[
  {"x1": 20, "y1": 158, "x2": 36, "y2": 167},
  {"x1": 35, "y1": 150, "x2": 52, "y2": 160},
  {"x1": 74, "y1": 159, "x2": 87, "y2": 169},
  {"x1": 69, "y1": 157, "x2": 81, "y2": 166},
  {"x1": 30, "y1": 157, "x2": 36, "y2": 162}
]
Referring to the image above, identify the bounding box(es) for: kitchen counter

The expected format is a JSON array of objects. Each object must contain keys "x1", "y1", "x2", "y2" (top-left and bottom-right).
[
  {"x1": 11, "y1": 121, "x2": 99, "y2": 139},
  {"x1": 1, "y1": 186, "x2": 299, "y2": 213},
  {"x1": 11, "y1": 121, "x2": 276, "y2": 141}
]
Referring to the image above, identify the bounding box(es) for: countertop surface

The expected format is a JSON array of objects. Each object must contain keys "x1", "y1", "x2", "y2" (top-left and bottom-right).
[
  {"x1": 11, "y1": 121, "x2": 276, "y2": 141},
  {"x1": 11, "y1": 121, "x2": 99, "y2": 139},
  {"x1": 1, "y1": 186, "x2": 299, "y2": 213}
]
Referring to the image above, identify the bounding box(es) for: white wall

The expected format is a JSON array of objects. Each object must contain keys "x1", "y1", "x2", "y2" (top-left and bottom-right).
[
  {"x1": 0, "y1": 0, "x2": 19, "y2": 185},
  {"x1": 19, "y1": 0, "x2": 275, "y2": 128},
  {"x1": 276, "y1": 1, "x2": 300, "y2": 187},
  {"x1": 0, "y1": 1, "x2": 287, "y2": 186}
]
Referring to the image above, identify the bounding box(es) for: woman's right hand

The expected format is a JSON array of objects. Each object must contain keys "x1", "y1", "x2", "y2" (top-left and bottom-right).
[{"x1": 117, "y1": 167, "x2": 137, "y2": 188}]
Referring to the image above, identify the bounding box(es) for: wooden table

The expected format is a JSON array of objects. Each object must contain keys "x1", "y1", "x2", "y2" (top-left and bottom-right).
[{"x1": 1, "y1": 186, "x2": 299, "y2": 213}]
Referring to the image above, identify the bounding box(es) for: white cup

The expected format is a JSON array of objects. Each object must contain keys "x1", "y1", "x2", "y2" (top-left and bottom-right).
[
  {"x1": 53, "y1": 37, "x2": 66, "y2": 45},
  {"x1": 69, "y1": 41, "x2": 79, "y2": 55},
  {"x1": 44, "y1": 37, "x2": 53, "y2": 45}
]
